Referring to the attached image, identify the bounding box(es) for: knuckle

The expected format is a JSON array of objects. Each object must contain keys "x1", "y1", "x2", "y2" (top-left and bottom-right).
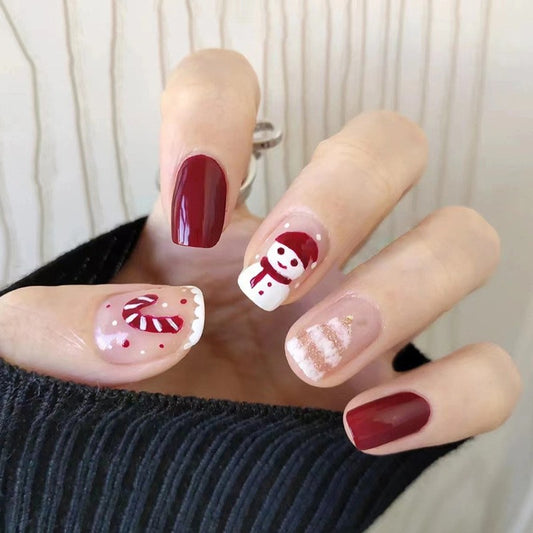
[
  {"x1": 162, "y1": 49, "x2": 259, "y2": 114},
  {"x1": 314, "y1": 136, "x2": 399, "y2": 204},
  {"x1": 475, "y1": 343, "x2": 522, "y2": 430},
  {"x1": 360, "y1": 110, "x2": 429, "y2": 160},
  {"x1": 436, "y1": 206, "x2": 501, "y2": 262}
]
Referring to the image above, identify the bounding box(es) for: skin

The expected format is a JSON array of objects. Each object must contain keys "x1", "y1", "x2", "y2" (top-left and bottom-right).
[{"x1": 0, "y1": 50, "x2": 521, "y2": 455}]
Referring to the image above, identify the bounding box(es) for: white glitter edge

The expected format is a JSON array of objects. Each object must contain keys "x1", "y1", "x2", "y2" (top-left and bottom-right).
[{"x1": 187, "y1": 286, "x2": 205, "y2": 346}]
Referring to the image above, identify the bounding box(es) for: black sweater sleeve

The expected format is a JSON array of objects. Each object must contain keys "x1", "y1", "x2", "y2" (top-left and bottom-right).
[{"x1": 0, "y1": 219, "x2": 462, "y2": 533}]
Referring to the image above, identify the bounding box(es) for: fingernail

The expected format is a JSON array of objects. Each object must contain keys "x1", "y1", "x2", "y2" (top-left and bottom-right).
[
  {"x1": 285, "y1": 295, "x2": 381, "y2": 381},
  {"x1": 171, "y1": 154, "x2": 227, "y2": 248},
  {"x1": 95, "y1": 286, "x2": 204, "y2": 364},
  {"x1": 238, "y1": 212, "x2": 328, "y2": 311},
  {"x1": 346, "y1": 392, "x2": 431, "y2": 450}
]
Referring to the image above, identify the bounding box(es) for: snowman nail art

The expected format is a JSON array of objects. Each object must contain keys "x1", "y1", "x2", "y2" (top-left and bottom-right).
[
  {"x1": 238, "y1": 213, "x2": 328, "y2": 311},
  {"x1": 95, "y1": 286, "x2": 205, "y2": 363}
]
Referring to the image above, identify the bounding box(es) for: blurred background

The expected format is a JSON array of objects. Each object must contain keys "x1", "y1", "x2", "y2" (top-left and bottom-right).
[{"x1": 0, "y1": 1, "x2": 532, "y2": 531}]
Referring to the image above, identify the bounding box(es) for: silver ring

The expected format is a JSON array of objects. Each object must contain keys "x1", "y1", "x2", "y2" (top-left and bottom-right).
[{"x1": 238, "y1": 120, "x2": 282, "y2": 204}]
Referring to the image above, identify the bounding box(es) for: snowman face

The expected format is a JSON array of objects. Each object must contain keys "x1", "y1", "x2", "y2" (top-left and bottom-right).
[{"x1": 266, "y1": 242, "x2": 305, "y2": 280}]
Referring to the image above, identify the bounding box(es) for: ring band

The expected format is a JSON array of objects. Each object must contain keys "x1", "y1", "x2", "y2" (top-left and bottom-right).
[{"x1": 238, "y1": 120, "x2": 282, "y2": 204}]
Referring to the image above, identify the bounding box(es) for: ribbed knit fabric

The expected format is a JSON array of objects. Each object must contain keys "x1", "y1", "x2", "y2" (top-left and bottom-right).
[{"x1": 0, "y1": 219, "x2": 463, "y2": 532}]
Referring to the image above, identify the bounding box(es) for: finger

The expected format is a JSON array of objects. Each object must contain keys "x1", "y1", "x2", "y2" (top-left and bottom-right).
[
  {"x1": 285, "y1": 206, "x2": 500, "y2": 386},
  {"x1": 0, "y1": 284, "x2": 204, "y2": 385},
  {"x1": 238, "y1": 110, "x2": 427, "y2": 311},
  {"x1": 159, "y1": 49, "x2": 259, "y2": 248},
  {"x1": 342, "y1": 343, "x2": 521, "y2": 454}
]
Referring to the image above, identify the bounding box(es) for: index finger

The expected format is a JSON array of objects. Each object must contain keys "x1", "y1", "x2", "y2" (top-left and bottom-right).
[{"x1": 159, "y1": 49, "x2": 260, "y2": 248}]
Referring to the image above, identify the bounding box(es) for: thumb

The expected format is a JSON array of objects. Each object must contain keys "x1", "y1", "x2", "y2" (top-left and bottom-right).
[{"x1": 0, "y1": 284, "x2": 204, "y2": 385}]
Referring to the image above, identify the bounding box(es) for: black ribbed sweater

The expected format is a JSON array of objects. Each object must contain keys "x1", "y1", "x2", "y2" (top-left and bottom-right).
[{"x1": 0, "y1": 218, "x2": 462, "y2": 532}]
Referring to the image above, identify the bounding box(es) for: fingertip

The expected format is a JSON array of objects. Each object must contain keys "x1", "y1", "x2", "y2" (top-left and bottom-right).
[{"x1": 0, "y1": 284, "x2": 205, "y2": 387}]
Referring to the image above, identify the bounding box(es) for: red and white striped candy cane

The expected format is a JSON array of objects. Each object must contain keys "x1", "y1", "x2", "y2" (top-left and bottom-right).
[{"x1": 121, "y1": 294, "x2": 184, "y2": 334}]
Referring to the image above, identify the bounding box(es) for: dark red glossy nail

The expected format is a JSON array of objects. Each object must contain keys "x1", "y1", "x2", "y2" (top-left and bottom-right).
[
  {"x1": 171, "y1": 154, "x2": 227, "y2": 248},
  {"x1": 346, "y1": 392, "x2": 430, "y2": 450}
]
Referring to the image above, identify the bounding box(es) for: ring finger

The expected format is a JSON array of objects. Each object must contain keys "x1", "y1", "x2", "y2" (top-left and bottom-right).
[{"x1": 284, "y1": 205, "x2": 500, "y2": 387}]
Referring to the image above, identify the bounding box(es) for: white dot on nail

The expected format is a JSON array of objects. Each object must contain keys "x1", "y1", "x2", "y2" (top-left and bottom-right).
[
  {"x1": 184, "y1": 342, "x2": 191, "y2": 349},
  {"x1": 112, "y1": 320, "x2": 118, "y2": 326},
  {"x1": 140, "y1": 350, "x2": 146, "y2": 355},
  {"x1": 284, "y1": 222, "x2": 290, "y2": 228},
  {"x1": 162, "y1": 302, "x2": 168, "y2": 308},
  {"x1": 316, "y1": 234, "x2": 322, "y2": 241},
  {"x1": 255, "y1": 254, "x2": 260, "y2": 260},
  {"x1": 311, "y1": 262, "x2": 317, "y2": 269}
]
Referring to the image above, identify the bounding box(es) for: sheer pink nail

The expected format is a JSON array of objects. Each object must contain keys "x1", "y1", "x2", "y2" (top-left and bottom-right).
[
  {"x1": 95, "y1": 286, "x2": 204, "y2": 364},
  {"x1": 286, "y1": 295, "x2": 381, "y2": 381}
]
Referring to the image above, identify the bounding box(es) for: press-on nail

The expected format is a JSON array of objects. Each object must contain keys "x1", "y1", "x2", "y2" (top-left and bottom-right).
[
  {"x1": 238, "y1": 212, "x2": 328, "y2": 311},
  {"x1": 286, "y1": 296, "x2": 381, "y2": 381},
  {"x1": 95, "y1": 286, "x2": 204, "y2": 363},
  {"x1": 346, "y1": 392, "x2": 431, "y2": 450},
  {"x1": 171, "y1": 154, "x2": 227, "y2": 248}
]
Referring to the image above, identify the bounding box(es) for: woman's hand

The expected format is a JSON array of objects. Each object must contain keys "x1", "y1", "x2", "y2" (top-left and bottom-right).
[{"x1": 0, "y1": 50, "x2": 521, "y2": 454}]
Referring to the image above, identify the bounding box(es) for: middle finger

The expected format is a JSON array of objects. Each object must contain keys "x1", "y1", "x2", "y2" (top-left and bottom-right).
[{"x1": 238, "y1": 110, "x2": 428, "y2": 311}]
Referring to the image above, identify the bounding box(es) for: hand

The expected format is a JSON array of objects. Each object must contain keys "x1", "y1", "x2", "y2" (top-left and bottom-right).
[{"x1": 0, "y1": 50, "x2": 521, "y2": 454}]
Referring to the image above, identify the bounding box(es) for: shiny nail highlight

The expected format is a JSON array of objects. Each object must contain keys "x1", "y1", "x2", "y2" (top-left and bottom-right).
[
  {"x1": 346, "y1": 392, "x2": 431, "y2": 450},
  {"x1": 95, "y1": 286, "x2": 204, "y2": 364},
  {"x1": 171, "y1": 154, "x2": 227, "y2": 248},
  {"x1": 286, "y1": 296, "x2": 381, "y2": 381}
]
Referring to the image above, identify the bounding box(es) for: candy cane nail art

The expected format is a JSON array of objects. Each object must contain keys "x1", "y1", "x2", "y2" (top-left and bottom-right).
[
  {"x1": 122, "y1": 294, "x2": 184, "y2": 333},
  {"x1": 95, "y1": 286, "x2": 205, "y2": 364}
]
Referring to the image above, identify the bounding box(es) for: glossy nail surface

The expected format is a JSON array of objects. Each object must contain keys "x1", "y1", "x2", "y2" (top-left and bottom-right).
[
  {"x1": 346, "y1": 392, "x2": 431, "y2": 450},
  {"x1": 95, "y1": 286, "x2": 204, "y2": 363},
  {"x1": 286, "y1": 296, "x2": 381, "y2": 381},
  {"x1": 238, "y1": 212, "x2": 328, "y2": 311},
  {"x1": 171, "y1": 154, "x2": 227, "y2": 248}
]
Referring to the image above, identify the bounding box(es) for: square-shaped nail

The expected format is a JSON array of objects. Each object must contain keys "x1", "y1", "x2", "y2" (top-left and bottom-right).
[
  {"x1": 238, "y1": 212, "x2": 328, "y2": 311},
  {"x1": 171, "y1": 154, "x2": 227, "y2": 248},
  {"x1": 285, "y1": 295, "x2": 382, "y2": 381},
  {"x1": 346, "y1": 392, "x2": 431, "y2": 450}
]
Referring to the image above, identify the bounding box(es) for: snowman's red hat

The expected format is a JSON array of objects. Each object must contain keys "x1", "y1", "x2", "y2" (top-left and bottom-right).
[{"x1": 275, "y1": 232, "x2": 318, "y2": 267}]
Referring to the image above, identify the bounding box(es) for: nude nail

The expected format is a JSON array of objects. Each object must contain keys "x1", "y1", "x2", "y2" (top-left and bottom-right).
[
  {"x1": 285, "y1": 295, "x2": 381, "y2": 381},
  {"x1": 95, "y1": 286, "x2": 204, "y2": 364},
  {"x1": 238, "y1": 212, "x2": 329, "y2": 311}
]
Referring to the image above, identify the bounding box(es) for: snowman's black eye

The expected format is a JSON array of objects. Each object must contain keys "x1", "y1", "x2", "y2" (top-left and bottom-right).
[
  {"x1": 290, "y1": 259, "x2": 298, "y2": 267},
  {"x1": 277, "y1": 247, "x2": 285, "y2": 255}
]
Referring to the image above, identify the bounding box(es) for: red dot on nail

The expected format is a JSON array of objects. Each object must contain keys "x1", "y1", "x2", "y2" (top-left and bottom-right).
[
  {"x1": 122, "y1": 340, "x2": 130, "y2": 348},
  {"x1": 267, "y1": 282, "x2": 272, "y2": 287},
  {"x1": 106, "y1": 304, "x2": 111, "y2": 308},
  {"x1": 159, "y1": 344, "x2": 164, "y2": 349},
  {"x1": 259, "y1": 290, "x2": 264, "y2": 295},
  {"x1": 180, "y1": 298, "x2": 187, "y2": 304}
]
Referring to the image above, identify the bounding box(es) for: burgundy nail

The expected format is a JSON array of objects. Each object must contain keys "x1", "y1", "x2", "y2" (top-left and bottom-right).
[
  {"x1": 171, "y1": 154, "x2": 227, "y2": 248},
  {"x1": 346, "y1": 392, "x2": 430, "y2": 450}
]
